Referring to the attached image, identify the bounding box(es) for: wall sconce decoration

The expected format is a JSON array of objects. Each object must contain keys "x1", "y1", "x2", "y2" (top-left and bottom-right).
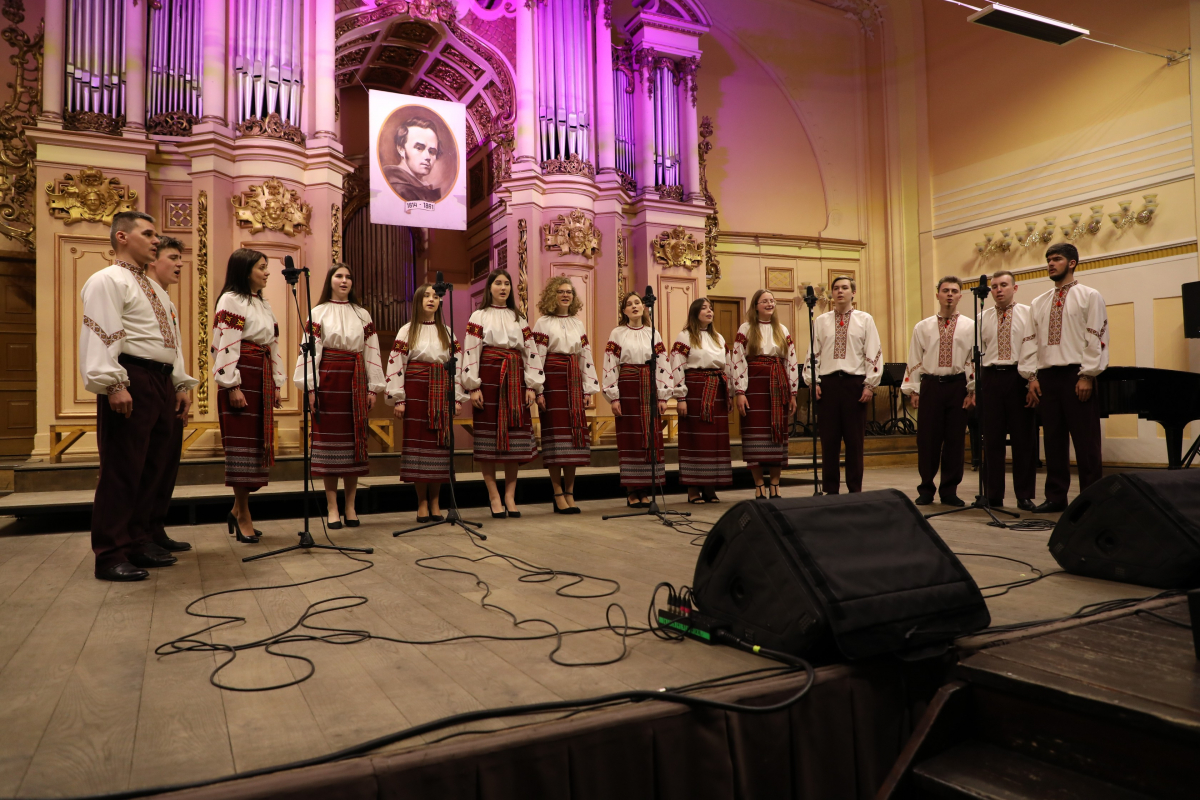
[
  {"x1": 1109, "y1": 194, "x2": 1158, "y2": 230},
  {"x1": 1017, "y1": 217, "x2": 1056, "y2": 247},
  {"x1": 1061, "y1": 206, "x2": 1104, "y2": 242},
  {"x1": 975, "y1": 228, "x2": 1013, "y2": 258}
]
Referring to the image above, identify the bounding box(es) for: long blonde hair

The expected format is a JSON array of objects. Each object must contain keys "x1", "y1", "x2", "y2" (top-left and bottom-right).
[
  {"x1": 746, "y1": 289, "x2": 785, "y2": 357},
  {"x1": 685, "y1": 297, "x2": 718, "y2": 349},
  {"x1": 407, "y1": 283, "x2": 452, "y2": 351}
]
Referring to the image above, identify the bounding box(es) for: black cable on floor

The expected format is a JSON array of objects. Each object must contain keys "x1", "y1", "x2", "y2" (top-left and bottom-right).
[
  {"x1": 965, "y1": 589, "x2": 1183, "y2": 637},
  {"x1": 952, "y1": 551, "x2": 1065, "y2": 598}
]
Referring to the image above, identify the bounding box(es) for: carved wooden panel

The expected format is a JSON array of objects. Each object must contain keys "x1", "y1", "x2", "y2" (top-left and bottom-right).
[
  {"x1": 56, "y1": 235, "x2": 118, "y2": 418},
  {"x1": 657, "y1": 276, "x2": 696, "y2": 344},
  {"x1": 0, "y1": 257, "x2": 35, "y2": 454},
  {"x1": 551, "y1": 264, "x2": 595, "y2": 350}
]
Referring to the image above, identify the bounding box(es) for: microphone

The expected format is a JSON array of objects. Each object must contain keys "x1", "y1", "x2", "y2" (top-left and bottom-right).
[
  {"x1": 803, "y1": 283, "x2": 818, "y2": 309},
  {"x1": 282, "y1": 255, "x2": 302, "y2": 286},
  {"x1": 642, "y1": 284, "x2": 656, "y2": 308},
  {"x1": 975, "y1": 273, "x2": 990, "y2": 299},
  {"x1": 433, "y1": 270, "x2": 449, "y2": 297}
]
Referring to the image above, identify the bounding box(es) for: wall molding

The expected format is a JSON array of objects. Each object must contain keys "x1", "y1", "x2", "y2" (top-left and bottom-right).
[{"x1": 962, "y1": 240, "x2": 1198, "y2": 289}]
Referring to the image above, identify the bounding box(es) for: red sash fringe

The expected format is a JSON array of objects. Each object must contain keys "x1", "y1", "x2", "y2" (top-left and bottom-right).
[
  {"x1": 749, "y1": 355, "x2": 788, "y2": 444},
  {"x1": 242, "y1": 341, "x2": 275, "y2": 468},
  {"x1": 484, "y1": 346, "x2": 524, "y2": 453}
]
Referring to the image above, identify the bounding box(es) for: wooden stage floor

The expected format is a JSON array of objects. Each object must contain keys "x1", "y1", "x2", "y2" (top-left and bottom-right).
[{"x1": 0, "y1": 465, "x2": 1172, "y2": 798}]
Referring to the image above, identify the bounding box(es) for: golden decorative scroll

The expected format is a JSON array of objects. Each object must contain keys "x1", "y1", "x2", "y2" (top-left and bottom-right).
[
  {"x1": 331, "y1": 204, "x2": 342, "y2": 263},
  {"x1": 196, "y1": 191, "x2": 209, "y2": 414},
  {"x1": 704, "y1": 213, "x2": 721, "y2": 289},
  {"x1": 0, "y1": 2, "x2": 42, "y2": 251},
  {"x1": 651, "y1": 226, "x2": 703, "y2": 270},
  {"x1": 543, "y1": 209, "x2": 601, "y2": 258},
  {"x1": 230, "y1": 177, "x2": 312, "y2": 236},
  {"x1": 616, "y1": 229, "x2": 629, "y2": 320},
  {"x1": 517, "y1": 219, "x2": 528, "y2": 315},
  {"x1": 46, "y1": 167, "x2": 139, "y2": 225}
]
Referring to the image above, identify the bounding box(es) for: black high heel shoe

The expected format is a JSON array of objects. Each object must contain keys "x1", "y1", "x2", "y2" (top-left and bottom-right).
[
  {"x1": 562, "y1": 492, "x2": 581, "y2": 514},
  {"x1": 226, "y1": 512, "x2": 261, "y2": 543},
  {"x1": 504, "y1": 503, "x2": 522, "y2": 519},
  {"x1": 552, "y1": 493, "x2": 568, "y2": 514},
  {"x1": 489, "y1": 499, "x2": 507, "y2": 519},
  {"x1": 754, "y1": 483, "x2": 766, "y2": 500},
  {"x1": 768, "y1": 481, "x2": 781, "y2": 499}
]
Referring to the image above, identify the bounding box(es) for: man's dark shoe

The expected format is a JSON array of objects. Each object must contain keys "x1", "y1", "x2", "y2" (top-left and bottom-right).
[
  {"x1": 914, "y1": 494, "x2": 935, "y2": 506},
  {"x1": 128, "y1": 550, "x2": 178, "y2": 568},
  {"x1": 940, "y1": 495, "x2": 966, "y2": 507},
  {"x1": 1031, "y1": 500, "x2": 1068, "y2": 514},
  {"x1": 96, "y1": 562, "x2": 149, "y2": 582},
  {"x1": 155, "y1": 537, "x2": 192, "y2": 552},
  {"x1": 1017, "y1": 499, "x2": 1037, "y2": 512}
]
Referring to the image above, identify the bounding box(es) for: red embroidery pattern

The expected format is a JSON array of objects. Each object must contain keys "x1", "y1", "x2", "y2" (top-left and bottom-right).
[
  {"x1": 580, "y1": 334, "x2": 589, "y2": 348},
  {"x1": 118, "y1": 261, "x2": 175, "y2": 349},
  {"x1": 363, "y1": 322, "x2": 376, "y2": 338},
  {"x1": 606, "y1": 341, "x2": 622, "y2": 356},
  {"x1": 466, "y1": 321, "x2": 484, "y2": 339},
  {"x1": 996, "y1": 306, "x2": 1013, "y2": 361},
  {"x1": 392, "y1": 339, "x2": 408, "y2": 354},
  {"x1": 672, "y1": 341, "x2": 691, "y2": 357},
  {"x1": 1047, "y1": 280, "x2": 1077, "y2": 346},
  {"x1": 654, "y1": 341, "x2": 666, "y2": 355},
  {"x1": 273, "y1": 323, "x2": 279, "y2": 339},
  {"x1": 84, "y1": 315, "x2": 125, "y2": 347},
  {"x1": 452, "y1": 340, "x2": 462, "y2": 355},
  {"x1": 735, "y1": 332, "x2": 748, "y2": 346},
  {"x1": 1087, "y1": 319, "x2": 1107, "y2": 349},
  {"x1": 107, "y1": 382, "x2": 128, "y2": 395},
  {"x1": 522, "y1": 326, "x2": 534, "y2": 341},
  {"x1": 832, "y1": 310, "x2": 852, "y2": 359},
  {"x1": 532, "y1": 331, "x2": 550, "y2": 347},
  {"x1": 305, "y1": 320, "x2": 323, "y2": 338},
  {"x1": 869, "y1": 349, "x2": 882, "y2": 371},
  {"x1": 937, "y1": 316, "x2": 958, "y2": 368},
  {"x1": 214, "y1": 309, "x2": 246, "y2": 330}
]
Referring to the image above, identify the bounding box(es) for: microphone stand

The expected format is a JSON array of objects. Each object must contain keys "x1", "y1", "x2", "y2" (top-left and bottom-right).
[
  {"x1": 803, "y1": 286, "x2": 822, "y2": 496},
  {"x1": 603, "y1": 286, "x2": 690, "y2": 524},
  {"x1": 924, "y1": 274, "x2": 1020, "y2": 525},
  {"x1": 245, "y1": 264, "x2": 374, "y2": 562},
  {"x1": 394, "y1": 272, "x2": 485, "y2": 540}
]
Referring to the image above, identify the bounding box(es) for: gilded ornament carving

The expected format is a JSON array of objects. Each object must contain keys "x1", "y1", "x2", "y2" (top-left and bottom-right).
[
  {"x1": 331, "y1": 204, "x2": 343, "y2": 263},
  {"x1": 343, "y1": 163, "x2": 370, "y2": 220},
  {"x1": 704, "y1": 213, "x2": 721, "y2": 289},
  {"x1": 490, "y1": 124, "x2": 515, "y2": 185},
  {"x1": 517, "y1": 219, "x2": 528, "y2": 314},
  {"x1": 230, "y1": 177, "x2": 312, "y2": 237},
  {"x1": 698, "y1": 115, "x2": 715, "y2": 206},
  {"x1": 196, "y1": 191, "x2": 209, "y2": 414},
  {"x1": 442, "y1": 46, "x2": 485, "y2": 80},
  {"x1": 414, "y1": 80, "x2": 451, "y2": 101},
  {"x1": 63, "y1": 110, "x2": 125, "y2": 135},
  {"x1": 830, "y1": 0, "x2": 885, "y2": 36},
  {"x1": 543, "y1": 209, "x2": 601, "y2": 259},
  {"x1": 651, "y1": 226, "x2": 703, "y2": 270},
  {"x1": 655, "y1": 184, "x2": 684, "y2": 201},
  {"x1": 165, "y1": 198, "x2": 192, "y2": 229},
  {"x1": 613, "y1": 42, "x2": 635, "y2": 92},
  {"x1": 146, "y1": 110, "x2": 199, "y2": 136},
  {"x1": 615, "y1": 170, "x2": 637, "y2": 194},
  {"x1": 235, "y1": 112, "x2": 306, "y2": 145},
  {"x1": 429, "y1": 60, "x2": 471, "y2": 98},
  {"x1": 541, "y1": 153, "x2": 596, "y2": 180},
  {"x1": 46, "y1": 167, "x2": 139, "y2": 225},
  {"x1": 678, "y1": 55, "x2": 700, "y2": 107},
  {"x1": 616, "y1": 228, "x2": 628, "y2": 319},
  {"x1": 0, "y1": 3, "x2": 42, "y2": 251},
  {"x1": 335, "y1": 1, "x2": 454, "y2": 38}
]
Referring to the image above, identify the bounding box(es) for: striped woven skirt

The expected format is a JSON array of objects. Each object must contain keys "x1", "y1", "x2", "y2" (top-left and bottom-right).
[
  {"x1": 742, "y1": 356, "x2": 790, "y2": 467},
  {"x1": 218, "y1": 341, "x2": 275, "y2": 489},
  {"x1": 472, "y1": 346, "x2": 538, "y2": 463},
  {"x1": 540, "y1": 352, "x2": 591, "y2": 467},
  {"x1": 401, "y1": 360, "x2": 452, "y2": 483},
  {"x1": 310, "y1": 348, "x2": 370, "y2": 477},
  {"x1": 678, "y1": 369, "x2": 733, "y2": 487},
  {"x1": 615, "y1": 363, "x2": 665, "y2": 488}
]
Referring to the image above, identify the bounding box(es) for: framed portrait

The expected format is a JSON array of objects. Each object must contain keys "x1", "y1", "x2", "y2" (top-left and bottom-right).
[{"x1": 765, "y1": 267, "x2": 794, "y2": 293}]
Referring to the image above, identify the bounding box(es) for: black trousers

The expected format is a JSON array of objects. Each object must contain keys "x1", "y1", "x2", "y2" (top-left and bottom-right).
[
  {"x1": 916, "y1": 375, "x2": 967, "y2": 500},
  {"x1": 1038, "y1": 364, "x2": 1103, "y2": 504},
  {"x1": 92, "y1": 361, "x2": 176, "y2": 571},
  {"x1": 979, "y1": 367, "x2": 1037, "y2": 501},
  {"x1": 817, "y1": 373, "x2": 867, "y2": 493}
]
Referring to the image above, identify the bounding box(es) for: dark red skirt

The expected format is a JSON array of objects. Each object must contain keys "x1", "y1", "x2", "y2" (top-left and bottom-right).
[
  {"x1": 401, "y1": 361, "x2": 452, "y2": 483},
  {"x1": 472, "y1": 346, "x2": 537, "y2": 463},
  {"x1": 540, "y1": 352, "x2": 590, "y2": 467},
  {"x1": 218, "y1": 341, "x2": 275, "y2": 488},
  {"x1": 742, "y1": 356, "x2": 790, "y2": 467},
  {"x1": 310, "y1": 348, "x2": 369, "y2": 477},
  {"x1": 615, "y1": 363, "x2": 665, "y2": 488},
  {"x1": 678, "y1": 369, "x2": 732, "y2": 486}
]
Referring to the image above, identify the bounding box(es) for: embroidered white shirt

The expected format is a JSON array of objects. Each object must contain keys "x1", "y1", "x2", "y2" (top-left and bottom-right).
[
  {"x1": 1028, "y1": 280, "x2": 1109, "y2": 377},
  {"x1": 292, "y1": 301, "x2": 385, "y2": 392},
  {"x1": 601, "y1": 325, "x2": 673, "y2": 401},
  {"x1": 730, "y1": 322, "x2": 800, "y2": 395},
  {"x1": 385, "y1": 321, "x2": 468, "y2": 404},
  {"x1": 78, "y1": 261, "x2": 197, "y2": 395},
  {"x1": 980, "y1": 303, "x2": 1037, "y2": 380},
  {"x1": 801, "y1": 308, "x2": 883, "y2": 387},
  {"x1": 460, "y1": 307, "x2": 545, "y2": 393},
  {"x1": 210, "y1": 292, "x2": 285, "y2": 390},
  {"x1": 668, "y1": 330, "x2": 732, "y2": 399},
  {"x1": 902, "y1": 314, "x2": 977, "y2": 394},
  {"x1": 531, "y1": 314, "x2": 601, "y2": 395}
]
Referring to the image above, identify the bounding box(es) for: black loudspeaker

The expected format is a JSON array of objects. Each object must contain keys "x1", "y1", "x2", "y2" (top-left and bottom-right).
[
  {"x1": 1183, "y1": 281, "x2": 1200, "y2": 339},
  {"x1": 1048, "y1": 470, "x2": 1200, "y2": 589},
  {"x1": 691, "y1": 490, "x2": 990, "y2": 660}
]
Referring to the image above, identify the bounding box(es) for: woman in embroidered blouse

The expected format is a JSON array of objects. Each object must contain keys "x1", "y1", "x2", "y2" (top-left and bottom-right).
[
  {"x1": 386, "y1": 284, "x2": 467, "y2": 522},
  {"x1": 294, "y1": 264, "x2": 385, "y2": 529},
  {"x1": 671, "y1": 298, "x2": 734, "y2": 504},
  {"x1": 461, "y1": 269, "x2": 544, "y2": 518},
  {"x1": 211, "y1": 248, "x2": 285, "y2": 543},
  {"x1": 732, "y1": 289, "x2": 800, "y2": 499},
  {"x1": 602, "y1": 292, "x2": 672, "y2": 507},
  {"x1": 533, "y1": 277, "x2": 600, "y2": 514}
]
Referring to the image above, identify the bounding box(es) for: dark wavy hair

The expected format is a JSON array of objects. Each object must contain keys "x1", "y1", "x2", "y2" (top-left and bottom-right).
[
  {"x1": 317, "y1": 263, "x2": 362, "y2": 306},
  {"x1": 618, "y1": 292, "x2": 644, "y2": 327},
  {"x1": 479, "y1": 268, "x2": 524, "y2": 320},
  {"x1": 217, "y1": 248, "x2": 268, "y2": 300}
]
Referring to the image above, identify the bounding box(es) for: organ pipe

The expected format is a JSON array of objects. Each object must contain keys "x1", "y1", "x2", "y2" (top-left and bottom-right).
[
  {"x1": 233, "y1": 0, "x2": 304, "y2": 126},
  {"x1": 148, "y1": 0, "x2": 204, "y2": 121},
  {"x1": 65, "y1": 0, "x2": 127, "y2": 118},
  {"x1": 536, "y1": 0, "x2": 592, "y2": 164}
]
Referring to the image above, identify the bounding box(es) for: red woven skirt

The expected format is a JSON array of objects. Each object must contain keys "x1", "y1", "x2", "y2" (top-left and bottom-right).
[
  {"x1": 742, "y1": 356, "x2": 790, "y2": 467},
  {"x1": 540, "y1": 352, "x2": 591, "y2": 467},
  {"x1": 310, "y1": 348, "x2": 369, "y2": 477},
  {"x1": 678, "y1": 369, "x2": 732, "y2": 486},
  {"x1": 472, "y1": 346, "x2": 537, "y2": 463},
  {"x1": 401, "y1": 360, "x2": 453, "y2": 483},
  {"x1": 218, "y1": 341, "x2": 275, "y2": 488},
  {"x1": 615, "y1": 363, "x2": 665, "y2": 488}
]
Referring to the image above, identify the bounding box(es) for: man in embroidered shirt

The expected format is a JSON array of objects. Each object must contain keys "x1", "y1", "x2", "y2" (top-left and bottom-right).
[
  {"x1": 1026, "y1": 243, "x2": 1109, "y2": 513},
  {"x1": 902, "y1": 276, "x2": 977, "y2": 506},
  {"x1": 802, "y1": 275, "x2": 883, "y2": 494},
  {"x1": 78, "y1": 212, "x2": 198, "y2": 582},
  {"x1": 978, "y1": 270, "x2": 1039, "y2": 512}
]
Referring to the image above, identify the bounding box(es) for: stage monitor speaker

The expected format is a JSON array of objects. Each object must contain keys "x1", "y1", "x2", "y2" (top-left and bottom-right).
[
  {"x1": 1048, "y1": 470, "x2": 1200, "y2": 589},
  {"x1": 691, "y1": 490, "x2": 990, "y2": 660},
  {"x1": 1183, "y1": 281, "x2": 1200, "y2": 339}
]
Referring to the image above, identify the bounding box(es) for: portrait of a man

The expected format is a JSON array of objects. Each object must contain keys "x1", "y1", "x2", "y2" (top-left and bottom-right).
[{"x1": 383, "y1": 117, "x2": 444, "y2": 203}]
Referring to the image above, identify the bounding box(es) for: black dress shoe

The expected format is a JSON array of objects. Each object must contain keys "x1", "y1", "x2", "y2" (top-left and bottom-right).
[
  {"x1": 129, "y1": 550, "x2": 178, "y2": 568},
  {"x1": 96, "y1": 562, "x2": 149, "y2": 581},
  {"x1": 1017, "y1": 499, "x2": 1037, "y2": 512},
  {"x1": 155, "y1": 537, "x2": 192, "y2": 552},
  {"x1": 327, "y1": 519, "x2": 343, "y2": 530},
  {"x1": 914, "y1": 494, "x2": 935, "y2": 506},
  {"x1": 416, "y1": 515, "x2": 433, "y2": 523},
  {"x1": 345, "y1": 519, "x2": 360, "y2": 528},
  {"x1": 987, "y1": 498, "x2": 1005, "y2": 508},
  {"x1": 1031, "y1": 500, "x2": 1068, "y2": 514},
  {"x1": 940, "y1": 495, "x2": 966, "y2": 507}
]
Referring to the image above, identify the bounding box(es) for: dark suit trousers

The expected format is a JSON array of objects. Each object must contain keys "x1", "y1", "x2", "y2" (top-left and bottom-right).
[
  {"x1": 146, "y1": 414, "x2": 184, "y2": 545},
  {"x1": 92, "y1": 362, "x2": 176, "y2": 571},
  {"x1": 916, "y1": 374, "x2": 967, "y2": 499},
  {"x1": 979, "y1": 367, "x2": 1037, "y2": 501},
  {"x1": 817, "y1": 372, "x2": 867, "y2": 493},
  {"x1": 1038, "y1": 364, "x2": 1103, "y2": 504}
]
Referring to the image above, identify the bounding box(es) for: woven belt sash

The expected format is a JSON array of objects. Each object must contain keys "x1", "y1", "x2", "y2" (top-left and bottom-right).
[
  {"x1": 484, "y1": 346, "x2": 524, "y2": 452},
  {"x1": 620, "y1": 363, "x2": 656, "y2": 453},
  {"x1": 750, "y1": 355, "x2": 788, "y2": 444},
  {"x1": 547, "y1": 352, "x2": 587, "y2": 448},
  {"x1": 407, "y1": 361, "x2": 449, "y2": 445},
  {"x1": 241, "y1": 341, "x2": 275, "y2": 468},
  {"x1": 687, "y1": 368, "x2": 724, "y2": 423},
  {"x1": 324, "y1": 348, "x2": 369, "y2": 464}
]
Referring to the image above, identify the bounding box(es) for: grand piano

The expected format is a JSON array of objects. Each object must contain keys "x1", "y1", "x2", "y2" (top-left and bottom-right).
[{"x1": 1097, "y1": 366, "x2": 1200, "y2": 469}]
